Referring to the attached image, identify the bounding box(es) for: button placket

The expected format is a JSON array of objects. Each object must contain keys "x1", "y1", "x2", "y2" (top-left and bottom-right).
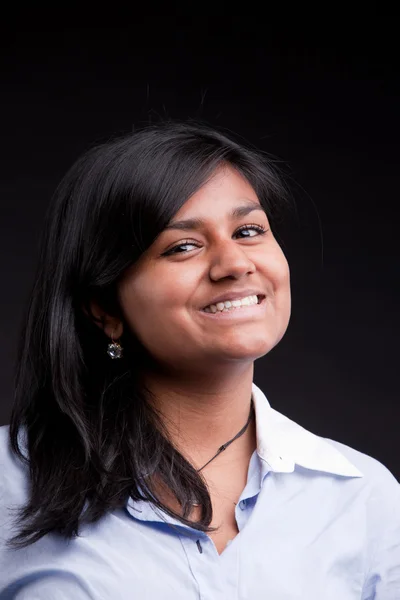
[{"x1": 179, "y1": 534, "x2": 226, "y2": 600}]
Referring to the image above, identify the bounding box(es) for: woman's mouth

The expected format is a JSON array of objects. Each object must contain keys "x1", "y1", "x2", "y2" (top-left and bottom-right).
[
  {"x1": 200, "y1": 295, "x2": 266, "y2": 320},
  {"x1": 202, "y1": 294, "x2": 266, "y2": 315}
]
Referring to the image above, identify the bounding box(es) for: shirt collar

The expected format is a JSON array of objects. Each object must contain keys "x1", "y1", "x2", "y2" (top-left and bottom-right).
[{"x1": 251, "y1": 382, "x2": 364, "y2": 478}]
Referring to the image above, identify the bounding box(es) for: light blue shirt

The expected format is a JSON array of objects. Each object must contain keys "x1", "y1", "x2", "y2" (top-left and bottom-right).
[{"x1": 1, "y1": 382, "x2": 399, "y2": 599}]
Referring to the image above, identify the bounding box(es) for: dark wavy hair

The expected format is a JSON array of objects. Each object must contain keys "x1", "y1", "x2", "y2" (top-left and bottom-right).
[{"x1": 7, "y1": 120, "x2": 290, "y2": 549}]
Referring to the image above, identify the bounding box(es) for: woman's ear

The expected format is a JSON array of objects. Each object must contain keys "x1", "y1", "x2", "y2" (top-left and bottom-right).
[{"x1": 82, "y1": 300, "x2": 123, "y2": 340}]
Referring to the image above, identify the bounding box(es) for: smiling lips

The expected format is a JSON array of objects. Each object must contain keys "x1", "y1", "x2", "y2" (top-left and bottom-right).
[{"x1": 203, "y1": 294, "x2": 264, "y2": 313}]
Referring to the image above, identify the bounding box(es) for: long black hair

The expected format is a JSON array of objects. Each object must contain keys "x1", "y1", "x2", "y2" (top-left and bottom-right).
[{"x1": 7, "y1": 120, "x2": 290, "y2": 549}]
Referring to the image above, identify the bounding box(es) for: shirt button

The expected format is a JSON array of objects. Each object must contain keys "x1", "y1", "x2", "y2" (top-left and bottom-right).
[{"x1": 239, "y1": 499, "x2": 247, "y2": 510}]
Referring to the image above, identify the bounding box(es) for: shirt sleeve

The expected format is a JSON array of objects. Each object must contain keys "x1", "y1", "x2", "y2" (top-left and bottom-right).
[
  {"x1": 361, "y1": 476, "x2": 400, "y2": 599},
  {"x1": 0, "y1": 570, "x2": 96, "y2": 600}
]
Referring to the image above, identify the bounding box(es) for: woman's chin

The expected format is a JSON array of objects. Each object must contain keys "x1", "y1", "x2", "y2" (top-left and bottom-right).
[{"x1": 207, "y1": 339, "x2": 277, "y2": 363}]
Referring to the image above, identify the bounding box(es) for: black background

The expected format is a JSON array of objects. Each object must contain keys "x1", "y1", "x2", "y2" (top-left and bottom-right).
[{"x1": 1, "y1": 16, "x2": 399, "y2": 479}]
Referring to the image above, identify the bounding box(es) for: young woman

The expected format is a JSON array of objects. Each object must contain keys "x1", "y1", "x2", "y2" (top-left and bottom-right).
[{"x1": 0, "y1": 121, "x2": 399, "y2": 599}]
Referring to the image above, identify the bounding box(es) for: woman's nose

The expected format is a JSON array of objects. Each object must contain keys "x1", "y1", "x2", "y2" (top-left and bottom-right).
[{"x1": 208, "y1": 241, "x2": 256, "y2": 281}]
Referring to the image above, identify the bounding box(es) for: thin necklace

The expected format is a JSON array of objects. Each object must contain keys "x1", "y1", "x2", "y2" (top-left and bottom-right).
[{"x1": 197, "y1": 400, "x2": 254, "y2": 473}]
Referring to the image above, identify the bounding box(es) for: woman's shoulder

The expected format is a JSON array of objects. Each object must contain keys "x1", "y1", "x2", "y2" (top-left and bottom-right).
[
  {"x1": 324, "y1": 436, "x2": 398, "y2": 483},
  {"x1": 323, "y1": 435, "x2": 400, "y2": 512},
  {"x1": 0, "y1": 424, "x2": 29, "y2": 506}
]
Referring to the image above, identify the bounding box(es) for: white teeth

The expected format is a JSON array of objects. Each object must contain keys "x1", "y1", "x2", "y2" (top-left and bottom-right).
[{"x1": 204, "y1": 294, "x2": 260, "y2": 313}]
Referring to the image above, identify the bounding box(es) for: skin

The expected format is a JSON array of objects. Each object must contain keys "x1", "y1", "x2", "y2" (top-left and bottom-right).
[{"x1": 90, "y1": 164, "x2": 291, "y2": 478}]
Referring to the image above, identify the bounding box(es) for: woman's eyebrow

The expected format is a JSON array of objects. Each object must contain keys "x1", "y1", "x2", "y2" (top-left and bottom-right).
[{"x1": 164, "y1": 201, "x2": 267, "y2": 232}]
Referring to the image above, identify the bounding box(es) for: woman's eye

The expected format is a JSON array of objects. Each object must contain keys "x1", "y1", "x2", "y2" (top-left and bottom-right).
[
  {"x1": 234, "y1": 224, "x2": 267, "y2": 238},
  {"x1": 163, "y1": 224, "x2": 268, "y2": 256},
  {"x1": 164, "y1": 241, "x2": 199, "y2": 255}
]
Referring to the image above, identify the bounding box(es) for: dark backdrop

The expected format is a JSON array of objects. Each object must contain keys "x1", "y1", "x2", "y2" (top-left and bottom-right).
[{"x1": 1, "y1": 19, "x2": 398, "y2": 479}]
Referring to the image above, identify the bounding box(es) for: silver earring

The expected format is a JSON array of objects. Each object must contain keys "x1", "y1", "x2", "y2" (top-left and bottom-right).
[{"x1": 107, "y1": 330, "x2": 123, "y2": 359}]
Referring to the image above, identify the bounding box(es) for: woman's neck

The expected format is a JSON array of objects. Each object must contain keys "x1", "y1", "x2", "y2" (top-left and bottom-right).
[{"x1": 142, "y1": 364, "x2": 257, "y2": 471}]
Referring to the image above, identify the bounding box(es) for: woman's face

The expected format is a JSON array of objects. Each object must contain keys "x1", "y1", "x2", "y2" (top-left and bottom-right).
[{"x1": 117, "y1": 165, "x2": 291, "y2": 373}]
